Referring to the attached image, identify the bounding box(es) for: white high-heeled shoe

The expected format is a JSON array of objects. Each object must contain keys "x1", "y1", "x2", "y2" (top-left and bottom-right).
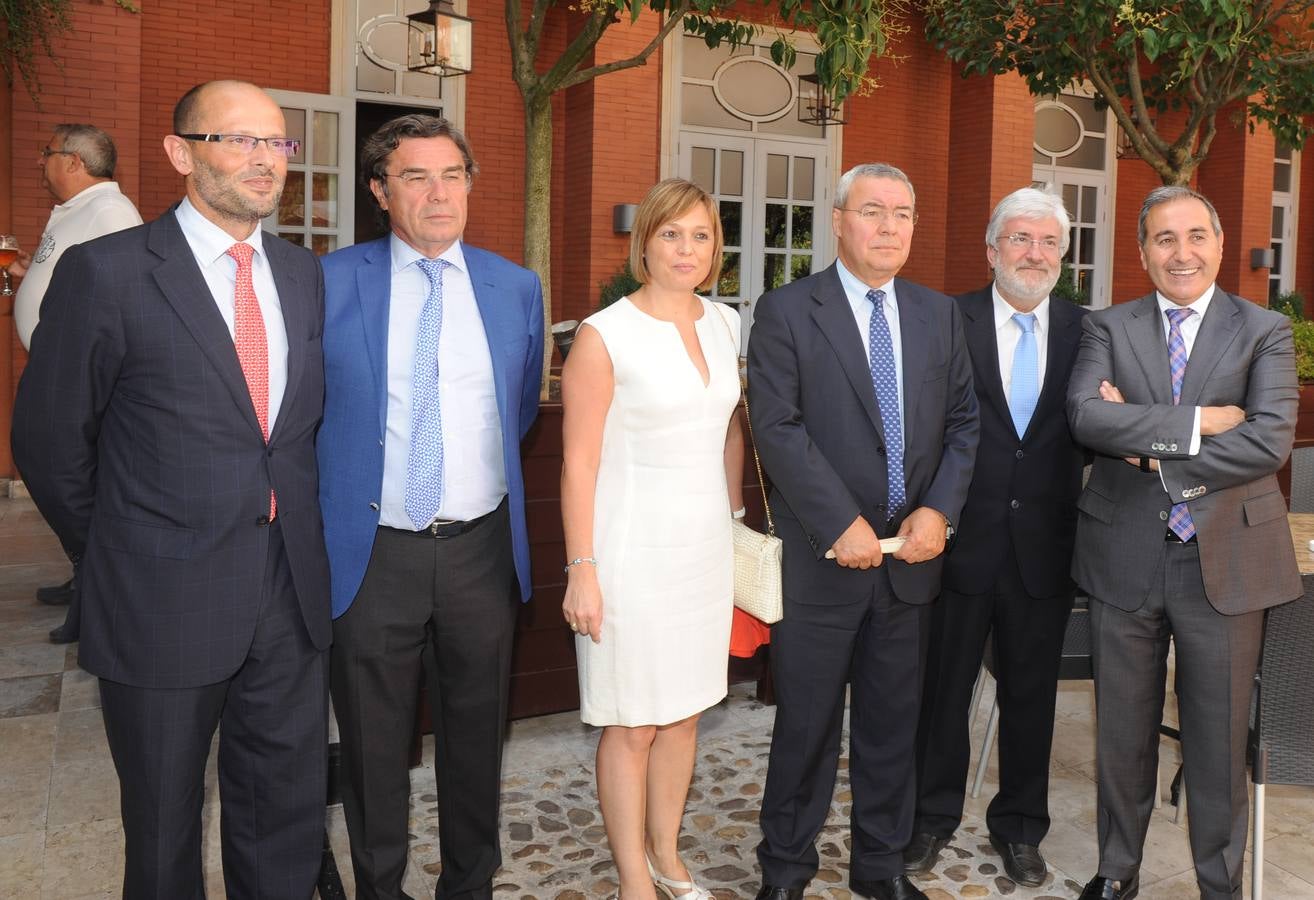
[{"x1": 646, "y1": 855, "x2": 714, "y2": 900}]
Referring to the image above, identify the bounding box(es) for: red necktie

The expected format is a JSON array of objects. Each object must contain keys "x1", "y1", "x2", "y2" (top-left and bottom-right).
[{"x1": 227, "y1": 242, "x2": 275, "y2": 519}]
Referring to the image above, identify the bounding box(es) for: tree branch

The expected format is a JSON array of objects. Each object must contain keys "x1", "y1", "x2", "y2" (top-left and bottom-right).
[{"x1": 557, "y1": 2, "x2": 692, "y2": 90}]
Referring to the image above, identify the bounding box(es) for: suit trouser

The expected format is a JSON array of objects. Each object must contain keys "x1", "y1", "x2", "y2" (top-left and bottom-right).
[
  {"x1": 757, "y1": 565, "x2": 928, "y2": 888},
  {"x1": 330, "y1": 501, "x2": 518, "y2": 900},
  {"x1": 914, "y1": 549, "x2": 1073, "y2": 845},
  {"x1": 1090, "y1": 540, "x2": 1263, "y2": 900},
  {"x1": 99, "y1": 521, "x2": 329, "y2": 900}
]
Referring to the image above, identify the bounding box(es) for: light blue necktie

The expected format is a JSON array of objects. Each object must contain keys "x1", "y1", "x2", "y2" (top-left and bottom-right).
[
  {"x1": 405, "y1": 257, "x2": 450, "y2": 529},
  {"x1": 867, "y1": 289, "x2": 905, "y2": 516},
  {"x1": 1009, "y1": 312, "x2": 1039, "y2": 438},
  {"x1": 1166, "y1": 307, "x2": 1196, "y2": 541}
]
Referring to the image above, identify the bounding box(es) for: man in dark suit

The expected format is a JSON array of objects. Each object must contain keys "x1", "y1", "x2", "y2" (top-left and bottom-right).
[
  {"x1": 1067, "y1": 185, "x2": 1302, "y2": 900},
  {"x1": 317, "y1": 115, "x2": 543, "y2": 900},
  {"x1": 748, "y1": 163, "x2": 979, "y2": 900},
  {"x1": 11, "y1": 80, "x2": 331, "y2": 898},
  {"x1": 908, "y1": 188, "x2": 1087, "y2": 887}
]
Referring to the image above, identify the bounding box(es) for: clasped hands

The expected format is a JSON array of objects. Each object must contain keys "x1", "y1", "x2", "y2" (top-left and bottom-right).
[
  {"x1": 1098, "y1": 379, "x2": 1244, "y2": 472},
  {"x1": 828, "y1": 505, "x2": 947, "y2": 569}
]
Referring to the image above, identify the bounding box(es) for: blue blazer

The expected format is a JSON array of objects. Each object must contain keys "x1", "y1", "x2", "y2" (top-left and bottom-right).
[{"x1": 318, "y1": 237, "x2": 544, "y2": 617}]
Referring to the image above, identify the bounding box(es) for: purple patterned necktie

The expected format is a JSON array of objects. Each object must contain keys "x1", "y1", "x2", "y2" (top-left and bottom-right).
[
  {"x1": 868, "y1": 289, "x2": 905, "y2": 516},
  {"x1": 1165, "y1": 306, "x2": 1196, "y2": 541}
]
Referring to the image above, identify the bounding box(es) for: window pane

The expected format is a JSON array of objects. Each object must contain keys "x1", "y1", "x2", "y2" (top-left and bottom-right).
[
  {"x1": 1062, "y1": 184, "x2": 1079, "y2": 215},
  {"x1": 1059, "y1": 136, "x2": 1106, "y2": 171},
  {"x1": 682, "y1": 33, "x2": 749, "y2": 80},
  {"x1": 764, "y1": 253, "x2": 785, "y2": 290},
  {"x1": 1078, "y1": 226, "x2": 1095, "y2": 263},
  {"x1": 718, "y1": 252, "x2": 740, "y2": 296},
  {"x1": 1274, "y1": 161, "x2": 1292, "y2": 193},
  {"x1": 1035, "y1": 105, "x2": 1081, "y2": 154},
  {"x1": 1081, "y1": 186, "x2": 1098, "y2": 223},
  {"x1": 1273, "y1": 205, "x2": 1285, "y2": 237},
  {"x1": 720, "y1": 200, "x2": 742, "y2": 247},
  {"x1": 719, "y1": 58, "x2": 792, "y2": 119},
  {"x1": 691, "y1": 147, "x2": 714, "y2": 193},
  {"x1": 312, "y1": 173, "x2": 338, "y2": 228},
  {"x1": 790, "y1": 206, "x2": 813, "y2": 249},
  {"x1": 720, "y1": 150, "x2": 744, "y2": 196},
  {"x1": 279, "y1": 231, "x2": 306, "y2": 247},
  {"x1": 281, "y1": 108, "x2": 306, "y2": 165},
  {"x1": 401, "y1": 69, "x2": 442, "y2": 99},
  {"x1": 313, "y1": 112, "x2": 339, "y2": 167},
  {"x1": 766, "y1": 154, "x2": 788, "y2": 199},
  {"x1": 279, "y1": 173, "x2": 306, "y2": 226},
  {"x1": 790, "y1": 254, "x2": 812, "y2": 281},
  {"x1": 793, "y1": 157, "x2": 814, "y2": 201},
  {"x1": 357, "y1": 51, "x2": 394, "y2": 93},
  {"x1": 311, "y1": 234, "x2": 337, "y2": 256},
  {"x1": 764, "y1": 203, "x2": 787, "y2": 249},
  {"x1": 682, "y1": 83, "x2": 750, "y2": 131},
  {"x1": 1067, "y1": 94, "x2": 1105, "y2": 134},
  {"x1": 1034, "y1": 148, "x2": 1051, "y2": 166}
]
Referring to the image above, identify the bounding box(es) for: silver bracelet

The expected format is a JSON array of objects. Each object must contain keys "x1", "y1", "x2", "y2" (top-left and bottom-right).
[
  {"x1": 564, "y1": 556, "x2": 599, "y2": 573},
  {"x1": 731, "y1": 507, "x2": 747, "y2": 520}
]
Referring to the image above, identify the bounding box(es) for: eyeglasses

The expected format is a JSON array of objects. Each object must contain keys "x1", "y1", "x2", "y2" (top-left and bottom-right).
[
  {"x1": 837, "y1": 205, "x2": 917, "y2": 226},
  {"x1": 383, "y1": 169, "x2": 472, "y2": 190},
  {"x1": 40, "y1": 148, "x2": 76, "y2": 160},
  {"x1": 177, "y1": 134, "x2": 301, "y2": 157},
  {"x1": 1000, "y1": 233, "x2": 1062, "y2": 253}
]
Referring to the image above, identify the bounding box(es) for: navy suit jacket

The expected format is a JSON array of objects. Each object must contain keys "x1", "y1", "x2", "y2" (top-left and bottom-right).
[
  {"x1": 317, "y1": 237, "x2": 544, "y2": 617},
  {"x1": 943, "y1": 286, "x2": 1087, "y2": 599},
  {"x1": 12, "y1": 211, "x2": 332, "y2": 688},
  {"x1": 746, "y1": 264, "x2": 979, "y2": 606}
]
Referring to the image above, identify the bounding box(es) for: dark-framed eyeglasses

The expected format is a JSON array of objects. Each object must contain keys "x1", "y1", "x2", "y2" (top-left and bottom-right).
[
  {"x1": 39, "y1": 147, "x2": 77, "y2": 160},
  {"x1": 177, "y1": 133, "x2": 301, "y2": 157}
]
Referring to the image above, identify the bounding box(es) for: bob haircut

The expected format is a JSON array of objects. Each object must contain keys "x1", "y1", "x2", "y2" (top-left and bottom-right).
[{"x1": 628, "y1": 178, "x2": 724, "y2": 293}]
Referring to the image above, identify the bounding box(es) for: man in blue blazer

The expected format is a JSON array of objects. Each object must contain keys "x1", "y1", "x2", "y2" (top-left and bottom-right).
[{"x1": 317, "y1": 114, "x2": 543, "y2": 900}]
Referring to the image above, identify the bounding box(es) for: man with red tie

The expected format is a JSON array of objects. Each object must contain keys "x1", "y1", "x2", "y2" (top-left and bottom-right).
[{"x1": 12, "y1": 80, "x2": 332, "y2": 898}]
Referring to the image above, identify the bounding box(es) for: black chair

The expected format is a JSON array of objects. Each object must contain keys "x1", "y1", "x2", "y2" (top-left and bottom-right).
[
  {"x1": 1249, "y1": 574, "x2": 1314, "y2": 900},
  {"x1": 1288, "y1": 447, "x2": 1314, "y2": 513},
  {"x1": 970, "y1": 594, "x2": 1092, "y2": 798}
]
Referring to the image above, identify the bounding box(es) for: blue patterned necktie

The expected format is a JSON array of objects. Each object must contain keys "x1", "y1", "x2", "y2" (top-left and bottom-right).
[
  {"x1": 405, "y1": 257, "x2": 450, "y2": 529},
  {"x1": 867, "y1": 289, "x2": 905, "y2": 516},
  {"x1": 1165, "y1": 306, "x2": 1196, "y2": 541},
  {"x1": 1009, "y1": 312, "x2": 1039, "y2": 438}
]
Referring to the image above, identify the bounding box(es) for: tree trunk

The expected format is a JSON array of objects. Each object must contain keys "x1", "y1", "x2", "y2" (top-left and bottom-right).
[{"x1": 524, "y1": 94, "x2": 555, "y2": 400}]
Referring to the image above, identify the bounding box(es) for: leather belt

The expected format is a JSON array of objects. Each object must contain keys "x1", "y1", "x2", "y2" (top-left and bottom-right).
[{"x1": 387, "y1": 507, "x2": 497, "y2": 540}]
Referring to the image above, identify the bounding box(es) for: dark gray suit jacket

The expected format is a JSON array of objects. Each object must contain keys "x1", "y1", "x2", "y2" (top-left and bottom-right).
[
  {"x1": 12, "y1": 210, "x2": 332, "y2": 688},
  {"x1": 746, "y1": 264, "x2": 979, "y2": 605},
  {"x1": 1066, "y1": 290, "x2": 1302, "y2": 614}
]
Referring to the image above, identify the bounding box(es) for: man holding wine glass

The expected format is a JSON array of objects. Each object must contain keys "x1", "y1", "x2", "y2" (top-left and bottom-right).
[{"x1": 4, "y1": 124, "x2": 141, "y2": 641}]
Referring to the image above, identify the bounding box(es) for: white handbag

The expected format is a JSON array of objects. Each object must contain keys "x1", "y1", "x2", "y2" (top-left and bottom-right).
[{"x1": 732, "y1": 381, "x2": 783, "y2": 624}]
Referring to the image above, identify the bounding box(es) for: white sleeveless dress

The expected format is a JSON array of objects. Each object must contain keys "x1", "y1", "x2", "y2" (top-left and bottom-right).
[{"x1": 576, "y1": 296, "x2": 741, "y2": 727}]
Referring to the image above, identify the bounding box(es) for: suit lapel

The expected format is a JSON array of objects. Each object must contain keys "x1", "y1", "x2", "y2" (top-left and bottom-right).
[
  {"x1": 148, "y1": 212, "x2": 265, "y2": 441},
  {"x1": 1180, "y1": 289, "x2": 1242, "y2": 405},
  {"x1": 466, "y1": 248, "x2": 509, "y2": 423},
  {"x1": 961, "y1": 289, "x2": 1009, "y2": 426},
  {"x1": 1124, "y1": 294, "x2": 1175, "y2": 405},
  {"x1": 1031, "y1": 297, "x2": 1083, "y2": 433},
  {"x1": 356, "y1": 240, "x2": 393, "y2": 439},
  {"x1": 810, "y1": 266, "x2": 885, "y2": 441},
  {"x1": 896, "y1": 279, "x2": 931, "y2": 449},
  {"x1": 266, "y1": 236, "x2": 306, "y2": 444}
]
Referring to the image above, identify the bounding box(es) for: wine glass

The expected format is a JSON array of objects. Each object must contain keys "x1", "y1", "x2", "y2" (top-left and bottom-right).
[{"x1": 0, "y1": 235, "x2": 18, "y2": 296}]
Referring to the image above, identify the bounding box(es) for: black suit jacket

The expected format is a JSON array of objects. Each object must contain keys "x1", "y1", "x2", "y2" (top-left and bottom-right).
[
  {"x1": 12, "y1": 210, "x2": 332, "y2": 688},
  {"x1": 943, "y1": 287, "x2": 1087, "y2": 599},
  {"x1": 746, "y1": 264, "x2": 979, "y2": 606}
]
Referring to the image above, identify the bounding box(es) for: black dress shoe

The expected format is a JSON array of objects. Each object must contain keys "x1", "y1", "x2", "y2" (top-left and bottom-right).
[
  {"x1": 49, "y1": 622, "x2": 78, "y2": 644},
  {"x1": 903, "y1": 832, "x2": 950, "y2": 874},
  {"x1": 754, "y1": 887, "x2": 804, "y2": 900},
  {"x1": 988, "y1": 834, "x2": 1047, "y2": 887},
  {"x1": 851, "y1": 875, "x2": 928, "y2": 900},
  {"x1": 37, "y1": 577, "x2": 75, "y2": 605},
  {"x1": 1078, "y1": 874, "x2": 1140, "y2": 900}
]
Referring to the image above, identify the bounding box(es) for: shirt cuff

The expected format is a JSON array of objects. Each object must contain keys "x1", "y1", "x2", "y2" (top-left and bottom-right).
[{"x1": 1189, "y1": 406, "x2": 1202, "y2": 455}]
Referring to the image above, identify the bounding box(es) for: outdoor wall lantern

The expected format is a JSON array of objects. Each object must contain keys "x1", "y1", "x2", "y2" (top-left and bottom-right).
[
  {"x1": 797, "y1": 72, "x2": 847, "y2": 128},
  {"x1": 1251, "y1": 248, "x2": 1276, "y2": 270},
  {"x1": 407, "y1": 0, "x2": 473, "y2": 78}
]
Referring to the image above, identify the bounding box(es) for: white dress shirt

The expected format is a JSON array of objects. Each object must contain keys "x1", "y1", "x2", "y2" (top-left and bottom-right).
[
  {"x1": 992, "y1": 286, "x2": 1050, "y2": 396},
  {"x1": 379, "y1": 236, "x2": 506, "y2": 529},
  {"x1": 836, "y1": 259, "x2": 905, "y2": 435},
  {"x1": 173, "y1": 198, "x2": 288, "y2": 429}
]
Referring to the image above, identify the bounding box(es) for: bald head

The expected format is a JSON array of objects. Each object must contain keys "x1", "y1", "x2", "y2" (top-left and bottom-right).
[{"x1": 173, "y1": 80, "x2": 273, "y2": 136}]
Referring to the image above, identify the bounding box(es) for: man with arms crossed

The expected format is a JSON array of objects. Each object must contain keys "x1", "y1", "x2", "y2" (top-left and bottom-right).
[
  {"x1": 1067, "y1": 185, "x2": 1301, "y2": 900},
  {"x1": 909, "y1": 188, "x2": 1086, "y2": 887},
  {"x1": 317, "y1": 115, "x2": 543, "y2": 900},
  {"x1": 12, "y1": 81, "x2": 331, "y2": 898},
  {"x1": 748, "y1": 163, "x2": 978, "y2": 900},
  {"x1": 8, "y1": 123, "x2": 142, "y2": 642}
]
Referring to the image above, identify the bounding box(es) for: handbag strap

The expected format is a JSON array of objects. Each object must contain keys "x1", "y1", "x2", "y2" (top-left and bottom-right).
[{"x1": 710, "y1": 301, "x2": 774, "y2": 537}]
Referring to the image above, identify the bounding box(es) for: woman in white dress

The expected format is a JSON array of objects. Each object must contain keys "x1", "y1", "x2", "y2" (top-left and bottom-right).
[{"x1": 560, "y1": 179, "x2": 746, "y2": 900}]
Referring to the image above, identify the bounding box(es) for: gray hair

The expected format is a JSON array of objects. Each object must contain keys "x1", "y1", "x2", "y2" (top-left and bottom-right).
[
  {"x1": 834, "y1": 163, "x2": 916, "y2": 210},
  {"x1": 51, "y1": 124, "x2": 117, "y2": 178},
  {"x1": 986, "y1": 187, "x2": 1072, "y2": 255},
  {"x1": 1138, "y1": 185, "x2": 1222, "y2": 244}
]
